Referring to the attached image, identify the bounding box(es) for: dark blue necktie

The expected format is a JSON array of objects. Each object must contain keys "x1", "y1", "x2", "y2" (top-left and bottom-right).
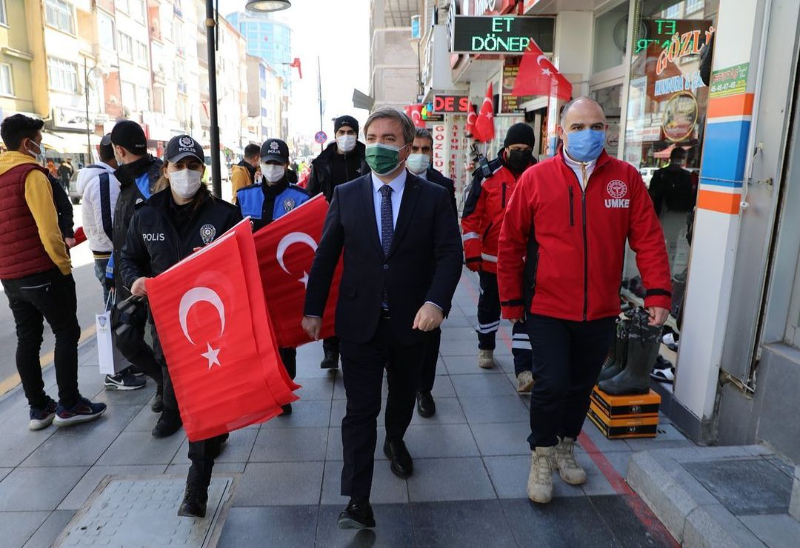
[{"x1": 380, "y1": 185, "x2": 394, "y2": 256}]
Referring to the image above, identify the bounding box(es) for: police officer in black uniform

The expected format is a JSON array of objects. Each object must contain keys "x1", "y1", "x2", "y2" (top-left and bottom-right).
[
  {"x1": 237, "y1": 138, "x2": 310, "y2": 413},
  {"x1": 118, "y1": 134, "x2": 242, "y2": 518}
]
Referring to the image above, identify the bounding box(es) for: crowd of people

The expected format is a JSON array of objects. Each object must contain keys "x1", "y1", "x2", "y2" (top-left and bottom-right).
[{"x1": 0, "y1": 96, "x2": 672, "y2": 530}]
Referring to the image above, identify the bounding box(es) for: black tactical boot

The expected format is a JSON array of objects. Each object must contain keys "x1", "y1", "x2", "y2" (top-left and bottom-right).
[
  {"x1": 320, "y1": 350, "x2": 339, "y2": 369},
  {"x1": 598, "y1": 319, "x2": 630, "y2": 382},
  {"x1": 599, "y1": 309, "x2": 662, "y2": 395},
  {"x1": 178, "y1": 463, "x2": 211, "y2": 518}
]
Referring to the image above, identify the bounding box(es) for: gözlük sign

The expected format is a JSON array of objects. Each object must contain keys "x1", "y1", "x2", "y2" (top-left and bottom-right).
[{"x1": 451, "y1": 15, "x2": 554, "y2": 54}]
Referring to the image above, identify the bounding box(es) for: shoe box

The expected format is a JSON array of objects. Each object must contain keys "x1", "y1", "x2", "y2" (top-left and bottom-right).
[{"x1": 588, "y1": 387, "x2": 661, "y2": 439}]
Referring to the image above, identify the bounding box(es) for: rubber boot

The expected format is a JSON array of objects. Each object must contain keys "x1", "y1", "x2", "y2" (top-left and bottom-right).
[
  {"x1": 599, "y1": 309, "x2": 662, "y2": 395},
  {"x1": 178, "y1": 461, "x2": 211, "y2": 518},
  {"x1": 598, "y1": 319, "x2": 630, "y2": 382}
]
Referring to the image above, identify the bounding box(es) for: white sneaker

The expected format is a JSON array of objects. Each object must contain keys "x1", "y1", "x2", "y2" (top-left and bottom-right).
[
  {"x1": 516, "y1": 371, "x2": 534, "y2": 393},
  {"x1": 555, "y1": 437, "x2": 587, "y2": 485},
  {"x1": 527, "y1": 446, "x2": 555, "y2": 504},
  {"x1": 478, "y1": 349, "x2": 495, "y2": 369}
]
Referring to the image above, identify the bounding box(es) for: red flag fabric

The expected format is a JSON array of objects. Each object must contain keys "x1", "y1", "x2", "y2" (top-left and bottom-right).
[
  {"x1": 254, "y1": 195, "x2": 342, "y2": 348},
  {"x1": 405, "y1": 104, "x2": 425, "y2": 128},
  {"x1": 466, "y1": 103, "x2": 480, "y2": 140},
  {"x1": 147, "y1": 220, "x2": 298, "y2": 441},
  {"x1": 511, "y1": 41, "x2": 573, "y2": 101},
  {"x1": 290, "y1": 58, "x2": 303, "y2": 79},
  {"x1": 475, "y1": 83, "x2": 495, "y2": 143}
]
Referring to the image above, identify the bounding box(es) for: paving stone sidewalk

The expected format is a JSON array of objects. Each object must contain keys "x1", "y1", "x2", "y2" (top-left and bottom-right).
[{"x1": 0, "y1": 273, "x2": 696, "y2": 547}]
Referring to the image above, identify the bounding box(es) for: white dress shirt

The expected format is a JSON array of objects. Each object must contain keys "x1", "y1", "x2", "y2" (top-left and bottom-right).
[
  {"x1": 371, "y1": 169, "x2": 406, "y2": 244},
  {"x1": 563, "y1": 150, "x2": 597, "y2": 189}
]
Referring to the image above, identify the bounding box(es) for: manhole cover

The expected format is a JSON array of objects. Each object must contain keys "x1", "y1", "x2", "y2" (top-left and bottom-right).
[{"x1": 55, "y1": 476, "x2": 234, "y2": 547}]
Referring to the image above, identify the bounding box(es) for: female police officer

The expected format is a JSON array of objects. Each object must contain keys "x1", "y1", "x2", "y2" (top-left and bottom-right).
[{"x1": 119, "y1": 134, "x2": 242, "y2": 518}]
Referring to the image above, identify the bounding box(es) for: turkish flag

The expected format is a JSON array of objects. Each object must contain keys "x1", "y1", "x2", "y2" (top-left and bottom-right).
[
  {"x1": 512, "y1": 41, "x2": 573, "y2": 101},
  {"x1": 404, "y1": 104, "x2": 425, "y2": 128},
  {"x1": 254, "y1": 195, "x2": 342, "y2": 348},
  {"x1": 475, "y1": 83, "x2": 495, "y2": 143},
  {"x1": 147, "y1": 220, "x2": 299, "y2": 441},
  {"x1": 290, "y1": 58, "x2": 303, "y2": 79},
  {"x1": 466, "y1": 103, "x2": 480, "y2": 141}
]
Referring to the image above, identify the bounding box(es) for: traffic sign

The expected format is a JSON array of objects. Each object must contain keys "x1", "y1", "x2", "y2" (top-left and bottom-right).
[{"x1": 314, "y1": 131, "x2": 328, "y2": 144}]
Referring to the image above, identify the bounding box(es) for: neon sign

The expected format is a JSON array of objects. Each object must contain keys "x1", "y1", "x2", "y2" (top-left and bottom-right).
[{"x1": 450, "y1": 15, "x2": 554, "y2": 54}]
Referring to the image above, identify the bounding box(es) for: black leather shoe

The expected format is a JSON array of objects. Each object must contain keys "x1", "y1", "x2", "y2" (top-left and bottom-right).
[
  {"x1": 281, "y1": 403, "x2": 293, "y2": 415},
  {"x1": 320, "y1": 351, "x2": 339, "y2": 369},
  {"x1": 383, "y1": 439, "x2": 413, "y2": 478},
  {"x1": 337, "y1": 497, "x2": 375, "y2": 529},
  {"x1": 152, "y1": 413, "x2": 182, "y2": 438},
  {"x1": 416, "y1": 391, "x2": 436, "y2": 418},
  {"x1": 177, "y1": 481, "x2": 209, "y2": 518}
]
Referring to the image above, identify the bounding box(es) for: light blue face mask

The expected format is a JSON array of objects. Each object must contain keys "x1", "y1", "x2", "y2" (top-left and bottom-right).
[{"x1": 566, "y1": 129, "x2": 605, "y2": 162}]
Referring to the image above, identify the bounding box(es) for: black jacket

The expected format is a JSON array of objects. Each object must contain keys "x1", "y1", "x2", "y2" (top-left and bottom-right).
[
  {"x1": 648, "y1": 164, "x2": 695, "y2": 215},
  {"x1": 423, "y1": 167, "x2": 457, "y2": 216},
  {"x1": 48, "y1": 174, "x2": 74, "y2": 238},
  {"x1": 118, "y1": 189, "x2": 242, "y2": 289},
  {"x1": 304, "y1": 172, "x2": 463, "y2": 346},
  {"x1": 306, "y1": 141, "x2": 367, "y2": 202},
  {"x1": 112, "y1": 156, "x2": 163, "y2": 287}
]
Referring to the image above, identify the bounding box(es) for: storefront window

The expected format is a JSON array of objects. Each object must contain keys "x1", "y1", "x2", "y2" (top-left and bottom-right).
[
  {"x1": 593, "y1": 1, "x2": 630, "y2": 73},
  {"x1": 621, "y1": 0, "x2": 719, "y2": 320},
  {"x1": 591, "y1": 84, "x2": 623, "y2": 158}
]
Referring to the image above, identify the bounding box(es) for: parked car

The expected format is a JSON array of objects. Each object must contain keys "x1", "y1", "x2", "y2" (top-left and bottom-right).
[
  {"x1": 68, "y1": 170, "x2": 82, "y2": 205},
  {"x1": 640, "y1": 167, "x2": 657, "y2": 188}
]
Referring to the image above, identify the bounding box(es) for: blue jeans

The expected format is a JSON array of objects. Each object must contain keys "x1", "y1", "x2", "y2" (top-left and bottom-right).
[{"x1": 94, "y1": 258, "x2": 110, "y2": 306}]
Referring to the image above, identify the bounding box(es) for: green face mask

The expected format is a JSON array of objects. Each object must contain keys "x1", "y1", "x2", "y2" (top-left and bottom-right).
[{"x1": 365, "y1": 142, "x2": 405, "y2": 175}]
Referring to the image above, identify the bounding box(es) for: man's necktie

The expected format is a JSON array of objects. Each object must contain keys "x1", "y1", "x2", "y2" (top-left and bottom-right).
[{"x1": 380, "y1": 185, "x2": 394, "y2": 255}]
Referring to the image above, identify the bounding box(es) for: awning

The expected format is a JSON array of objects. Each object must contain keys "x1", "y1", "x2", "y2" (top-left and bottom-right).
[
  {"x1": 653, "y1": 144, "x2": 692, "y2": 159},
  {"x1": 42, "y1": 132, "x2": 102, "y2": 154}
]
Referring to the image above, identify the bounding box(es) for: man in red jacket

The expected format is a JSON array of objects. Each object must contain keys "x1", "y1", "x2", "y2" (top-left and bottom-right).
[
  {"x1": 497, "y1": 97, "x2": 671, "y2": 504},
  {"x1": 462, "y1": 124, "x2": 535, "y2": 391}
]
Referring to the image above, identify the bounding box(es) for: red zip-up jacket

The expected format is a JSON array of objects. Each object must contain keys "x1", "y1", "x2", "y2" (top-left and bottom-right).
[
  {"x1": 461, "y1": 153, "x2": 524, "y2": 274},
  {"x1": 498, "y1": 150, "x2": 671, "y2": 322}
]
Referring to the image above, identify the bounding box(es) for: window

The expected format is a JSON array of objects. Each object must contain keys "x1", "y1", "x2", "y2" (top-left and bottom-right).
[
  {"x1": 0, "y1": 0, "x2": 8, "y2": 26},
  {"x1": 153, "y1": 86, "x2": 165, "y2": 113},
  {"x1": 47, "y1": 57, "x2": 78, "y2": 92},
  {"x1": 122, "y1": 81, "x2": 136, "y2": 111},
  {"x1": 115, "y1": 0, "x2": 128, "y2": 14},
  {"x1": 118, "y1": 32, "x2": 133, "y2": 59},
  {"x1": 134, "y1": 0, "x2": 145, "y2": 21},
  {"x1": 98, "y1": 12, "x2": 115, "y2": 51},
  {"x1": 45, "y1": 0, "x2": 74, "y2": 34},
  {"x1": 172, "y1": 19, "x2": 183, "y2": 46},
  {"x1": 665, "y1": 4, "x2": 682, "y2": 18},
  {"x1": 135, "y1": 41, "x2": 149, "y2": 67},
  {"x1": 685, "y1": 0, "x2": 704, "y2": 14},
  {"x1": 137, "y1": 86, "x2": 150, "y2": 111},
  {"x1": 0, "y1": 63, "x2": 13, "y2": 96}
]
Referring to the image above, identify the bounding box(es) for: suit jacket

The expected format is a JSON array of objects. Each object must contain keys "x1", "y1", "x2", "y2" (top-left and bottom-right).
[
  {"x1": 304, "y1": 171, "x2": 463, "y2": 346},
  {"x1": 425, "y1": 167, "x2": 458, "y2": 216}
]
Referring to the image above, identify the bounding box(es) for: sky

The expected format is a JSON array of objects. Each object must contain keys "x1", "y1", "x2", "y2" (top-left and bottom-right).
[{"x1": 221, "y1": 0, "x2": 372, "y2": 143}]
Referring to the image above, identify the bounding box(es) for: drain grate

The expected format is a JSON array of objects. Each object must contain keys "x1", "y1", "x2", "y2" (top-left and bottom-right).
[{"x1": 55, "y1": 476, "x2": 233, "y2": 547}]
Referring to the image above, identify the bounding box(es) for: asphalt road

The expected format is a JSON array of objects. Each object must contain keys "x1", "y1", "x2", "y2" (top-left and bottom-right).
[{"x1": 0, "y1": 203, "x2": 105, "y2": 396}]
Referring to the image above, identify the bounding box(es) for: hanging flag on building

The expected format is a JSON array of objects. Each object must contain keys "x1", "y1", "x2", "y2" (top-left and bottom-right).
[
  {"x1": 290, "y1": 58, "x2": 303, "y2": 79},
  {"x1": 466, "y1": 103, "x2": 480, "y2": 140},
  {"x1": 404, "y1": 104, "x2": 425, "y2": 128},
  {"x1": 475, "y1": 83, "x2": 496, "y2": 143},
  {"x1": 511, "y1": 40, "x2": 573, "y2": 101},
  {"x1": 146, "y1": 220, "x2": 299, "y2": 442},
  {"x1": 254, "y1": 195, "x2": 342, "y2": 349}
]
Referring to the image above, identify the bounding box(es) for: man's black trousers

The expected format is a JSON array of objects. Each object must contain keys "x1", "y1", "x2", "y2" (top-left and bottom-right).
[
  {"x1": 2, "y1": 269, "x2": 82, "y2": 409},
  {"x1": 339, "y1": 317, "x2": 424, "y2": 499},
  {"x1": 525, "y1": 314, "x2": 615, "y2": 449}
]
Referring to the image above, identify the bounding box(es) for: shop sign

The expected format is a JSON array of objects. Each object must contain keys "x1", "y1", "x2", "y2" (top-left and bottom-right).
[
  {"x1": 450, "y1": 15, "x2": 555, "y2": 54},
  {"x1": 431, "y1": 124, "x2": 447, "y2": 171},
  {"x1": 654, "y1": 70, "x2": 705, "y2": 98},
  {"x1": 656, "y1": 26, "x2": 714, "y2": 75},
  {"x1": 500, "y1": 56, "x2": 534, "y2": 114},
  {"x1": 471, "y1": 0, "x2": 516, "y2": 16},
  {"x1": 709, "y1": 63, "x2": 749, "y2": 99},
  {"x1": 434, "y1": 95, "x2": 470, "y2": 113},
  {"x1": 422, "y1": 102, "x2": 444, "y2": 122},
  {"x1": 662, "y1": 92, "x2": 698, "y2": 142},
  {"x1": 642, "y1": 126, "x2": 661, "y2": 142}
]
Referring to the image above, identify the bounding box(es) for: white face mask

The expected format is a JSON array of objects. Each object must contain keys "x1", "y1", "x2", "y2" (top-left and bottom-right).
[
  {"x1": 261, "y1": 163, "x2": 285, "y2": 184},
  {"x1": 406, "y1": 153, "x2": 430, "y2": 174},
  {"x1": 337, "y1": 134, "x2": 356, "y2": 153},
  {"x1": 27, "y1": 141, "x2": 46, "y2": 165},
  {"x1": 169, "y1": 168, "x2": 203, "y2": 199}
]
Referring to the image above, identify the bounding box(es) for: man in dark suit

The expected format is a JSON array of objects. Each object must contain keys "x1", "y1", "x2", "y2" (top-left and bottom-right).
[
  {"x1": 303, "y1": 109, "x2": 462, "y2": 530},
  {"x1": 405, "y1": 127, "x2": 457, "y2": 419}
]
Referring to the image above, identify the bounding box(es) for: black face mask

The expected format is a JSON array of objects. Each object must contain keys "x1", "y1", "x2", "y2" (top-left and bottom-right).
[{"x1": 507, "y1": 149, "x2": 532, "y2": 172}]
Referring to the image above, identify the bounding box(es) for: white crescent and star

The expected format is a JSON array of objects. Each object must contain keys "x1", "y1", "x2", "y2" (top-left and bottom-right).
[
  {"x1": 178, "y1": 287, "x2": 226, "y2": 369},
  {"x1": 276, "y1": 232, "x2": 318, "y2": 288},
  {"x1": 536, "y1": 54, "x2": 554, "y2": 77}
]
